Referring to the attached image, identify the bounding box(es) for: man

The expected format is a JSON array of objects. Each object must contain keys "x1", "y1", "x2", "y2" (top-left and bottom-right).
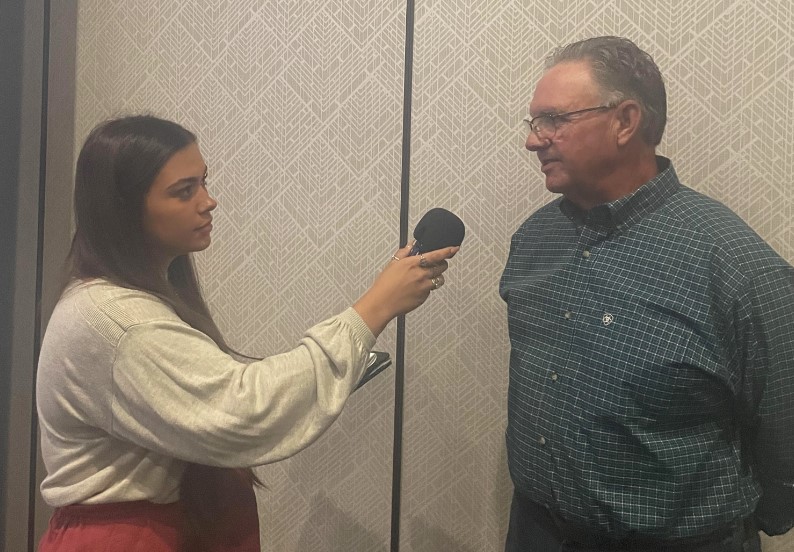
[{"x1": 500, "y1": 36, "x2": 794, "y2": 551}]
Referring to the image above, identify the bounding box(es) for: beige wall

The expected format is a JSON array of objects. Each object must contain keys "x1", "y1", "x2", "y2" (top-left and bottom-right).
[{"x1": 74, "y1": 0, "x2": 793, "y2": 550}]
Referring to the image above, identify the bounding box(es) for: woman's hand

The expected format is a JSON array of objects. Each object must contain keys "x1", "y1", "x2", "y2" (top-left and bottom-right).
[{"x1": 353, "y1": 243, "x2": 459, "y2": 336}]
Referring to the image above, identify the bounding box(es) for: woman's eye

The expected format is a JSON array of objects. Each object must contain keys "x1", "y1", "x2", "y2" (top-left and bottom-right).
[{"x1": 176, "y1": 186, "x2": 194, "y2": 199}]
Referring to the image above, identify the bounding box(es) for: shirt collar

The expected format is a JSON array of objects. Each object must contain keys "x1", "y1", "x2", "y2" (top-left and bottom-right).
[{"x1": 560, "y1": 156, "x2": 681, "y2": 232}]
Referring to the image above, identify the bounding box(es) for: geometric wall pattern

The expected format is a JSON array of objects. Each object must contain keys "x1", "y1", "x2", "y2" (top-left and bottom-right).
[{"x1": 74, "y1": 1, "x2": 793, "y2": 550}]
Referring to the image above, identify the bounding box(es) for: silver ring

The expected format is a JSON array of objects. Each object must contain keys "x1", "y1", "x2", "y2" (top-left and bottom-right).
[
  {"x1": 391, "y1": 255, "x2": 400, "y2": 262},
  {"x1": 431, "y1": 276, "x2": 440, "y2": 290},
  {"x1": 419, "y1": 254, "x2": 429, "y2": 268}
]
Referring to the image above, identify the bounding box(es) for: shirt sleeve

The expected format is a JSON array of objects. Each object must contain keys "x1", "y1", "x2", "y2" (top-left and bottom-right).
[
  {"x1": 106, "y1": 307, "x2": 376, "y2": 467},
  {"x1": 743, "y1": 265, "x2": 794, "y2": 536}
]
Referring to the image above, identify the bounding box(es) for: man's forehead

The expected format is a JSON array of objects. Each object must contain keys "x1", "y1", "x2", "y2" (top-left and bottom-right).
[{"x1": 530, "y1": 61, "x2": 599, "y2": 113}]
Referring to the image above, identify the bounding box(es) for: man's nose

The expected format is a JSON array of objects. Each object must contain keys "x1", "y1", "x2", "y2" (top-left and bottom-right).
[{"x1": 525, "y1": 131, "x2": 550, "y2": 152}]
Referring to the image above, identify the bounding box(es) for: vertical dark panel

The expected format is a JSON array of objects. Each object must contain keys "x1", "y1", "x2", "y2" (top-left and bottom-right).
[
  {"x1": 392, "y1": 0, "x2": 415, "y2": 550},
  {"x1": 0, "y1": 0, "x2": 45, "y2": 549},
  {"x1": 0, "y1": 3, "x2": 27, "y2": 530},
  {"x1": 1, "y1": 0, "x2": 76, "y2": 548}
]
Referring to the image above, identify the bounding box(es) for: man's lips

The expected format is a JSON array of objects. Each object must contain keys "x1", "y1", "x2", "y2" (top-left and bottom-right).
[{"x1": 539, "y1": 158, "x2": 559, "y2": 172}]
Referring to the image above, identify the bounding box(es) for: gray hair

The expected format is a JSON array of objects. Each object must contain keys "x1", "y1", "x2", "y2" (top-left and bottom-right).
[{"x1": 546, "y1": 36, "x2": 667, "y2": 146}]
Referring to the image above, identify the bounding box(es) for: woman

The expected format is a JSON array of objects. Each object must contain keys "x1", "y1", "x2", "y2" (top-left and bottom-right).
[{"x1": 36, "y1": 115, "x2": 457, "y2": 551}]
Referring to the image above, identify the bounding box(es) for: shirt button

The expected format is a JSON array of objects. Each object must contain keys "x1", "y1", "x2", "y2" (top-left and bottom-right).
[
  {"x1": 582, "y1": 249, "x2": 591, "y2": 258},
  {"x1": 550, "y1": 372, "x2": 558, "y2": 382},
  {"x1": 538, "y1": 436, "x2": 546, "y2": 446},
  {"x1": 564, "y1": 311, "x2": 572, "y2": 320}
]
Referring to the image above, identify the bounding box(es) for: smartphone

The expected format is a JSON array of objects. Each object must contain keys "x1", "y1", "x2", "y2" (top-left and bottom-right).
[{"x1": 354, "y1": 351, "x2": 392, "y2": 391}]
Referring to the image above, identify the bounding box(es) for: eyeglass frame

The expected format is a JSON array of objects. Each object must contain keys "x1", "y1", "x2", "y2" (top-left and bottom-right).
[{"x1": 522, "y1": 103, "x2": 618, "y2": 139}]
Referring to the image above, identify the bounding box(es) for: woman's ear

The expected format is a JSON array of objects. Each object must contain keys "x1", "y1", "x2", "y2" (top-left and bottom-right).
[{"x1": 614, "y1": 100, "x2": 642, "y2": 146}]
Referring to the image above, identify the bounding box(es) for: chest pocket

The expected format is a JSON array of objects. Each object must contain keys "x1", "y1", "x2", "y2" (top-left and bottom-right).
[{"x1": 578, "y1": 293, "x2": 733, "y2": 428}]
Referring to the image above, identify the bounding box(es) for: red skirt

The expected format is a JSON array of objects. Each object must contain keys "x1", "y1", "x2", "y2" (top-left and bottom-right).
[
  {"x1": 37, "y1": 494, "x2": 260, "y2": 552},
  {"x1": 38, "y1": 500, "x2": 188, "y2": 552}
]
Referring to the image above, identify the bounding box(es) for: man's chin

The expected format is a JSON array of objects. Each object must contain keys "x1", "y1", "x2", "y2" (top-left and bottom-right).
[{"x1": 544, "y1": 177, "x2": 569, "y2": 195}]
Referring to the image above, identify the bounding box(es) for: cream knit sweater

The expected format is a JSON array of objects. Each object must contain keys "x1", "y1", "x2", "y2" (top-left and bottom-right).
[{"x1": 37, "y1": 279, "x2": 375, "y2": 507}]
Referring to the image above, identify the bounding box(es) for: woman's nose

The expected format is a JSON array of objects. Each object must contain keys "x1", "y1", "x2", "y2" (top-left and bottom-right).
[{"x1": 199, "y1": 187, "x2": 217, "y2": 212}]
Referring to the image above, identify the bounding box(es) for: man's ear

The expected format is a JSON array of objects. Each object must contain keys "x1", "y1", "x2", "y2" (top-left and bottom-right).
[{"x1": 614, "y1": 100, "x2": 642, "y2": 146}]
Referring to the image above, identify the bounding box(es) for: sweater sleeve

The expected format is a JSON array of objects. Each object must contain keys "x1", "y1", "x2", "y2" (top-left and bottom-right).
[{"x1": 107, "y1": 307, "x2": 375, "y2": 467}]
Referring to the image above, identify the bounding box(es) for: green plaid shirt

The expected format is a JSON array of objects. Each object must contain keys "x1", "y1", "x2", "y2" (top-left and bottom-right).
[{"x1": 500, "y1": 157, "x2": 794, "y2": 538}]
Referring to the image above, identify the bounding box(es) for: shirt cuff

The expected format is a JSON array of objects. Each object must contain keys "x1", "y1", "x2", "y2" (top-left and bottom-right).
[{"x1": 755, "y1": 480, "x2": 794, "y2": 536}]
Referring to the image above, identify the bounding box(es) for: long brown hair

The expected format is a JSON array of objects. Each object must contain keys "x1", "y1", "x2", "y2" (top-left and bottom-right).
[
  {"x1": 70, "y1": 115, "x2": 233, "y2": 349},
  {"x1": 69, "y1": 115, "x2": 260, "y2": 543}
]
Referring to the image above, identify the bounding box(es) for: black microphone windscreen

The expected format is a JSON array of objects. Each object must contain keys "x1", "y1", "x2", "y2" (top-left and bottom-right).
[{"x1": 412, "y1": 208, "x2": 465, "y2": 253}]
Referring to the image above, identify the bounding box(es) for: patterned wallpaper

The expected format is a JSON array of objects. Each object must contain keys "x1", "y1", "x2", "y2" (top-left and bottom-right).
[{"x1": 74, "y1": 1, "x2": 793, "y2": 551}]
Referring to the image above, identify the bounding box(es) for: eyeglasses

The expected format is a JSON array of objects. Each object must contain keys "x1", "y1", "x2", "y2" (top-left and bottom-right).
[{"x1": 523, "y1": 104, "x2": 616, "y2": 139}]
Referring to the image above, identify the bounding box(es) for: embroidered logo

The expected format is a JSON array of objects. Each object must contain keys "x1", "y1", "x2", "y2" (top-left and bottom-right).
[{"x1": 602, "y1": 313, "x2": 614, "y2": 326}]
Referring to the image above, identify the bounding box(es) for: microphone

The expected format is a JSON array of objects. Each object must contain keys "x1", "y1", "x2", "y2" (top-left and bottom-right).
[{"x1": 408, "y1": 208, "x2": 465, "y2": 256}]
